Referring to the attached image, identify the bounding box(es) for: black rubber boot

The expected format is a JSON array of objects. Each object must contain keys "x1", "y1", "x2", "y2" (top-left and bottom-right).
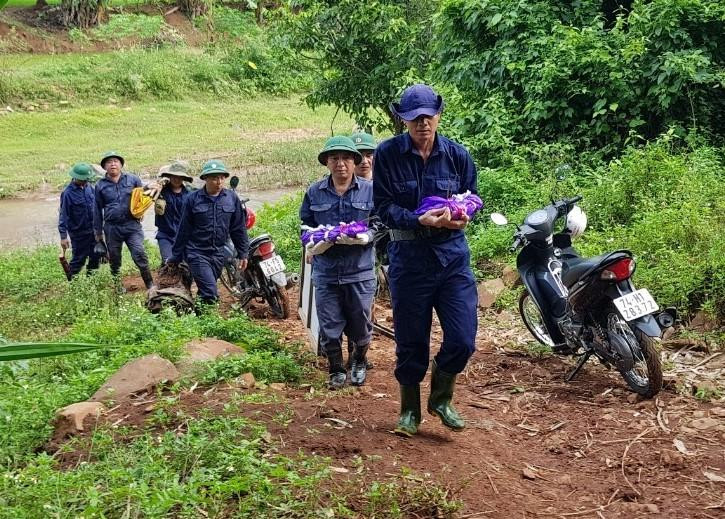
[
  {"x1": 394, "y1": 384, "x2": 421, "y2": 437},
  {"x1": 427, "y1": 360, "x2": 465, "y2": 431},
  {"x1": 327, "y1": 347, "x2": 346, "y2": 390},
  {"x1": 140, "y1": 267, "x2": 155, "y2": 290},
  {"x1": 349, "y1": 342, "x2": 370, "y2": 386}
]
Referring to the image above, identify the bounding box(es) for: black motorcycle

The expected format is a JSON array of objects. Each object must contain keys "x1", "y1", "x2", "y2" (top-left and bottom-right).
[
  {"x1": 491, "y1": 195, "x2": 675, "y2": 398},
  {"x1": 219, "y1": 177, "x2": 290, "y2": 319}
]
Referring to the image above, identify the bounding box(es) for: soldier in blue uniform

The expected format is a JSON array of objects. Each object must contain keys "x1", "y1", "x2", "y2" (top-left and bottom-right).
[
  {"x1": 155, "y1": 162, "x2": 193, "y2": 264},
  {"x1": 300, "y1": 136, "x2": 376, "y2": 389},
  {"x1": 167, "y1": 160, "x2": 249, "y2": 305},
  {"x1": 373, "y1": 84, "x2": 479, "y2": 436},
  {"x1": 58, "y1": 162, "x2": 101, "y2": 278},
  {"x1": 93, "y1": 151, "x2": 156, "y2": 289}
]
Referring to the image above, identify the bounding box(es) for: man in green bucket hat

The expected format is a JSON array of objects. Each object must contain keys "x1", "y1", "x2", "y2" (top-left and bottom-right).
[
  {"x1": 167, "y1": 160, "x2": 249, "y2": 305},
  {"x1": 58, "y1": 162, "x2": 101, "y2": 278},
  {"x1": 351, "y1": 132, "x2": 376, "y2": 181},
  {"x1": 155, "y1": 161, "x2": 194, "y2": 264},
  {"x1": 300, "y1": 136, "x2": 376, "y2": 389}
]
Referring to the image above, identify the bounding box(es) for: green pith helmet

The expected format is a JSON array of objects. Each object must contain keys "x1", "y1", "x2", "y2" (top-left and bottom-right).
[
  {"x1": 318, "y1": 136, "x2": 363, "y2": 165},
  {"x1": 200, "y1": 159, "x2": 230, "y2": 179},
  {"x1": 68, "y1": 162, "x2": 96, "y2": 181},
  {"x1": 160, "y1": 161, "x2": 193, "y2": 183},
  {"x1": 351, "y1": 132, "x2": 376, "y2": 151},
  {"x1": 100, "y1": 151, "x2": 125, "y2": 169}
]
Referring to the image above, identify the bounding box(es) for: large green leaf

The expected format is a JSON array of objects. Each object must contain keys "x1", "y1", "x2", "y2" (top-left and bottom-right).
[{"x1": 0, "y1": 342, "x2": 106, "y2": 362}]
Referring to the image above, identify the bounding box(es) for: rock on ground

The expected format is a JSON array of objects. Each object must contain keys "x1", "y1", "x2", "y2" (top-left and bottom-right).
[
  {"x1": 54, "y1": 401, "x2": 106, "y2": 436},
  {"x1": 90, "y1": 354, "x2": 179, "y2": 403}
]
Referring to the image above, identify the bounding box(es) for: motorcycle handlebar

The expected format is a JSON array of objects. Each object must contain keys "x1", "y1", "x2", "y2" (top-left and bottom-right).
[{"x1": 509, "y1": 236, "x2": 522, "y2": 253}]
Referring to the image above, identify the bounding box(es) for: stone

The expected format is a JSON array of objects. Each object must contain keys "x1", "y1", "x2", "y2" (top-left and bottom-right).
[
  {"x1": 90, "y1": 354, "x2": 180, "y2": 403},
  {"x1": 502, "y1": 265, "x2": 519, "y2": 286},
  {"x1": 689, "y1": 417, "x2": 720, "y2": 431},
  {"x1": 176, "y1": 338, "x2": 245, "y2": 374},
  {"x1": 626, "y1": 393, "x2": 640, "y2": 404},
  {"x1": 477, "y1": 278, "x2": 506, "y2": 309},
  {"x1": 55, "y1": 401, "x2": 106, "y2": 433},
  {"x1": 238, "y1": 372, "x2": 256, "y2": 389},
  {"x1": 690, "y1": 310, "x2": 718, "y2": 332}
]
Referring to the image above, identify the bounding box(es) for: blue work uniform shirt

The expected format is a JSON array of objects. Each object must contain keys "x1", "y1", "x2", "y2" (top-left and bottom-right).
[
  {"x1": 155, "y1": 185, "x2": 191, "y2": 240},
  {"x1": 59, "y1": 182, "x2": 95, "y2": 239},
  {"x1": 169, "y1": 187, "x2": 249, "y2": 263},
  {"x1": 300, "y1": 174, "x2": 375, "y2": 285},
  {"x1": 373, "y1": 133, "x2": 478, "y2": 267},
  {"x1": 93, "y1": 173, "x2": 143, "y2": 235}
]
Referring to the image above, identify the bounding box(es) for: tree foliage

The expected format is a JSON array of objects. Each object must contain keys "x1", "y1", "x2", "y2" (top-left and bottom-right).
[
  {"x1": 436, "y1": 0, "x2": 725, "y2": 153},
  {"x1": 282, "y1": 0, "x2": 435, "y2": 133}
]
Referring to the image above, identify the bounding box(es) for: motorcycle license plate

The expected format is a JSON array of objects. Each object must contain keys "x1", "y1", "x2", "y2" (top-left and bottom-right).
[
  {"x1": 259, "y1": 256, "x2": 285, "y2": 278},
  {"x1": 613, "y1": 288, "x2": 659, "y2": 321}
]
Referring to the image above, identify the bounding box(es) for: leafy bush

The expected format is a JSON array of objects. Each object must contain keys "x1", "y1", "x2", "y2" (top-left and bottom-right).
[
  {"x1": 90, "y1": 13, "x2": 166, "y2": 41},
  {"x1": 252, "y1": 191, "x2": 305, "y2": 271}
]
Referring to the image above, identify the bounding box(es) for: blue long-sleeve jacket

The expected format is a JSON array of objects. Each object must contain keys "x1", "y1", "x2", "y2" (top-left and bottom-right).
[
  {"x1": 155, "y1": 185, "x2": 191, "y2": 240},
  {"x1": 169, "y1": 187, "x2": 248, "y2": 263},
  {"x1": 58, "y1": 182, "x2": 95, "y2": 239},
  {"x1": 93, "y1": 173, "x2": 143, "y2": 235},
  {"x1": 372, "y1": 133, "x2": 478, "y2": 267},
  {"x1": 299, "y1": 175, "x2": 375, "y2": 284}
]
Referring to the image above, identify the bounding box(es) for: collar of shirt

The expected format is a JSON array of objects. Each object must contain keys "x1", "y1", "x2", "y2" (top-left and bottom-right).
[
  {"x1": 101, "y1": 173, "x2": 130, "y2": 187},
  {"x1": 199, "y1": 187, "x2": 228, "y2": 201},
  {"x1": 399, "y1": 132, "x2": 445, "y2": 158},
  {"x1": 319, "y1": 173, "x2": 360, "y2": 195}
]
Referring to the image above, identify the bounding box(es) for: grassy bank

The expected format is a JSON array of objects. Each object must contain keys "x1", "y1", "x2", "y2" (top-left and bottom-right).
[{"x1": 0, "y1": 96, "x2": 353, "y2": 197}]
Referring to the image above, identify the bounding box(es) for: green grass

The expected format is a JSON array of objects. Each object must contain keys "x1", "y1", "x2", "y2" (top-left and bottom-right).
[{"x1": 0, "y1": 95, "x2": 353, "y2": 197}]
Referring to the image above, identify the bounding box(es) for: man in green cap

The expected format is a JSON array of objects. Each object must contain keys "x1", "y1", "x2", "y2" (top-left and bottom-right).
[
  {"x1": 93, "y1": 151, "x2": 156, "y2": 289},
  {"x1": 58, "y1": 162, "x2": 101, "y2": 278},
  {"x1": 351, "y1": 132, "x2": 376, "y2": 180},
  {"x1": 155, "y1": 161, "x2": 194, "y2": 264},
  {"x1": 300, "y1": 136, "x2": 376, "y2": 389},
  {"x1": 167, "y1": 160, "x2": 249, "y2": 305}
]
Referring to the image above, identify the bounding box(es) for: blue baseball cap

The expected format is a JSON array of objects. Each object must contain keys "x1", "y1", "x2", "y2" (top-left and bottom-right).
[{"x1": 390, "y1": 84, "x2": 444, "y2": 121}]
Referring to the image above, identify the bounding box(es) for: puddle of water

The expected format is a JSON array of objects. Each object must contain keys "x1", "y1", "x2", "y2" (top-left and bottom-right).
[{"x1": 0, "y1": 187, "x2": 300, "y2": 249}]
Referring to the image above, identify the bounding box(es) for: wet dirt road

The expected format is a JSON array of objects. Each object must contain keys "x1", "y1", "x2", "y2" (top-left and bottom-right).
[{"x1": 0, "y1": 187, "x2": 299, "y2": 249}]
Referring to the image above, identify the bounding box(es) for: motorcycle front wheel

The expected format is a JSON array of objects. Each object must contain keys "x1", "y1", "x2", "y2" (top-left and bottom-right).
[
  {"x1": 609, "y1": 313, "x2": 662, "y2": 398},
  {"x1": 519, "y1": 291, "x2": 555, "y2": 347}
]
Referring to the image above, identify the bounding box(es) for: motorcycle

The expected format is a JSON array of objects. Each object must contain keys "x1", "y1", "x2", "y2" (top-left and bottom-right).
[
  {"x1": 491, "y1": 195, "x2": 675, "y2": 398},
  {"x1": 219, "y1": 176, "x2": 291, "y2": 319}
]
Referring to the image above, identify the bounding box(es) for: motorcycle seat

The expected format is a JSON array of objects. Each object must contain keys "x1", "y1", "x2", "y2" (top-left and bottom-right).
[
  {"x1": 249, "y1": 234, "x2": 271, "y2": 249},
  {"x1": 562, "y1": 250, "x2": 631, "y2": 287}
]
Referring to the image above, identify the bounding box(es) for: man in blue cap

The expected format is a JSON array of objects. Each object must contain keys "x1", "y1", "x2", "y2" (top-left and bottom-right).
[
  {"x1": 93, "y1": 151, "x2": 156, "y2": 289},
  {"x1": 300, "y1": 136, "x2": 376, "y2": 389},
  {"x1": 59, "y1": 162, "x2": 101, "y2": 278},
  {"x1": 373, "y1": 84, "x2": 480, "y2": 436},
  {"x1": 167, "y1": 160, "x2": 249, "y2": 305}
]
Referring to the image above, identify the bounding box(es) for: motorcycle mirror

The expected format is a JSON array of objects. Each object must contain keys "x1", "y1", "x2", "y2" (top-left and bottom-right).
[
  {"x1": 490, "y1": 213, "x2": 508, "y2": 226},
  {"x1": 229, "y1": 176, "x2": 240, "y2": 190}
]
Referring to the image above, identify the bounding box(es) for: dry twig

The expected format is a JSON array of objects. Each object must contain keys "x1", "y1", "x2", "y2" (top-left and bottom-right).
[{"x1": 621, "y1": 427, "x2": 655, "y2": 496}]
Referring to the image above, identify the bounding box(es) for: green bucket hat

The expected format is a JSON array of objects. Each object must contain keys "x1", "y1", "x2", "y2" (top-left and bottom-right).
[
  {"x1": 160, "y1": 161, "x2": 193, "y2": 183},
  {"x1": 351, "y1": 132, "x2": 377, "y2": 151},
  {"x1": 100, "y1": 151, "x2": 125, "y2": 169},
  {"x1": 68, "y1": 162, "x2": 96, "y2": 181},
  {"x1": 318, "y1": 136, "x2": 363, "y2": 165},
  {"x1": 200, "y1": 159, "x2": 230, "y2": 179}
]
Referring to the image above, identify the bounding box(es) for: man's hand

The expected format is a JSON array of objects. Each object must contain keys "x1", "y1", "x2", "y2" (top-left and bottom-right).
[
  {"x1": 60, "y1": 239, "x2": 69, "y2": 251},
  {"x1": 238, "y1": 258, "x2": 248, "y2": 271},
  {"x1": 95, "y1": 234, "x2": 103, "y2": 242},
  {"x1": 336, "y1": 233, "x2": 370, "y2": 245},
  {"x1": 418, "y1": 207, "x2": 469, "y2": 230}
]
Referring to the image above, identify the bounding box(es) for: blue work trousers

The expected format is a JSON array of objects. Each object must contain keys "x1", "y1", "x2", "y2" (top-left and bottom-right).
[
  {"x1": 157, "y1": 237, "x2": 174, "y2": 265},
  {"x1": 104, "y1": 222, "x2": 149, "y2": 276},
  {"x1": 388, "y1": 250, "x2": 478, "y2": 386},
  {"x1": 187, "y1": 253, "x2": 225, "y2": 303},
  {"x1": 315, "y1": 279, "x2": 375, "y2": 371},
  {"x1": 69, "y1": 233, "x2": 100, "y2": 277}
]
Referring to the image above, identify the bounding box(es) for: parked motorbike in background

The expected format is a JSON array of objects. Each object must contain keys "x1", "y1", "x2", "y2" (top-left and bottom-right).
[
  {"x1": 220, "y1": 176, "x2": 290, "y2": 319},
  {"x1": 491, "y1": 194, "x2": 675, "y2": 398}
]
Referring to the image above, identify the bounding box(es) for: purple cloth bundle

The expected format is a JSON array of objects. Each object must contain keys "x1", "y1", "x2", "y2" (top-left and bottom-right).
[
  {"x1": 301, "y1": 221, "x2": 369, "y2": 245},
  {"x1": 414, "y1": 190, "x2": 483, "y2": 220}
]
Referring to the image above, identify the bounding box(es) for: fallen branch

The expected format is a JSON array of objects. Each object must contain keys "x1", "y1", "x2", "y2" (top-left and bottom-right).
[
  {"x1": 621, "y1": 427, "x2": 655, "y2": 496},
  {"x1": 692, "y1": 352, "x2": 723, "y2": 369}
]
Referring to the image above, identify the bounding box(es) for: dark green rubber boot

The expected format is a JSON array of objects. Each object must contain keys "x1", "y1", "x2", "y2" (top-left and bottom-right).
[
  {"x1": 394, "y1": 384, "x2": 421, "y2": 437},
  {"x1": 427, "y1": 361, "x2": 465, "y2": 431}
]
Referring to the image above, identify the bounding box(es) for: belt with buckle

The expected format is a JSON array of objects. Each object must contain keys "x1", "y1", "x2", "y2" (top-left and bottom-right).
[{"x1": 389, "y1": 228, "x2": 452, "y2": 241}]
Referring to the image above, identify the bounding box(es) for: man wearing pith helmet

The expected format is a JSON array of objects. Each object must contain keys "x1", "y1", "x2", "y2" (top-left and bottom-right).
[
  {"x1": 374, "y1": 84, "x2": 480, "y2": 436},
  {"x1": 167, "y1": 160, "x2": 249, "y2": 306},
  {"x1": 351, "y1": 132, "x2": 376, "y2": 180},
  {"x1": 58, "y1": 162, "x2": 101, "y2": 278},
  {"x1": 300, "y1": 136, "x2": 376, "y2": 389},
  {"x1": 93, "y1": 151, "x2": 156, "y2": 289},
  {"x1": 155, "y1": 161, "x2": 193, "y2": 264}
]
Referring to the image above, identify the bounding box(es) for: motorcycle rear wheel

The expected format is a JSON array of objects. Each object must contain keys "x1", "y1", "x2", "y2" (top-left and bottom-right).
[
  {"x1": 519, "y1": 291, "x2": 555, "y2": 347},
  {"x1": 220, "y1": 263, "x2": 242, "y2": 298},
  {"x1": 616, "y1": 322, "x2": 662, "y2": 398},
  {"x1": 265, "y1": 282, "x2": 290, "y2": 319}
]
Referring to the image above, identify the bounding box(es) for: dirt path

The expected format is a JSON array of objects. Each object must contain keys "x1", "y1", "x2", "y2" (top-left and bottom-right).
[{"x1": 63, "y1": 279, "x2": 725, "y2": 517}]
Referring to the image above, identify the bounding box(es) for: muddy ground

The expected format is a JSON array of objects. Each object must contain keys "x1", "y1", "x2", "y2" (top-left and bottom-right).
[{"x1": 52, "y1": 279, "x2": 725, "y2": 518}]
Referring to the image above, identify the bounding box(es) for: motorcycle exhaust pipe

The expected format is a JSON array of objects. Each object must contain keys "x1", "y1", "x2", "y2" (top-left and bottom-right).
[{"x1": 286, "y1": 272, "x2": 300, "y2": 288}]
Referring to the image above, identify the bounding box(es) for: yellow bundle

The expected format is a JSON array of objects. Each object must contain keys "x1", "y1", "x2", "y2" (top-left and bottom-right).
[{"x1": 130, "y1": 187, "x2": 154, "y2": 219}]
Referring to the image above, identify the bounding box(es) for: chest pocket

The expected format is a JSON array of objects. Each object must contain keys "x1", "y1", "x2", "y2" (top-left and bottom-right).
[
  {"x1": 351, "y1": 201, "x2": 373, "y2": 221},
  {"x1": 434, "y1": 178, "x2": 460, "y2": 197},
  {"x1": 392, "y1": 180, "x2": 418, "y2": 208}
]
